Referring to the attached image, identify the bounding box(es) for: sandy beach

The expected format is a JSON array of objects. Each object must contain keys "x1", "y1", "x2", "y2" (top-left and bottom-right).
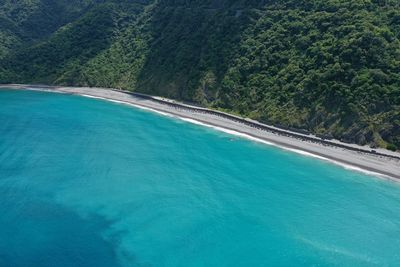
[{"x1": 1, "y1": 84, "x2": 400, "y2": 181}]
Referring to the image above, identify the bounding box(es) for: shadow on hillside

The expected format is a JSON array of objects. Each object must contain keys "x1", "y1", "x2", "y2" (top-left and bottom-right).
[{"x1": 135, "y1": 1, "x2": 263, "y2": 103}]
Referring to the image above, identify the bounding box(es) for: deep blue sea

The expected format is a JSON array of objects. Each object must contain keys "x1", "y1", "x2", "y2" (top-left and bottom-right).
[{"x1": 1, "y1": 89, "x2": 400, "y2": 267}]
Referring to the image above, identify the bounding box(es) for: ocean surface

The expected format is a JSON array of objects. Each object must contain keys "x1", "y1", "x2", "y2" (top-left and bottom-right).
[{"x1": 0, "y1": 89, "x2": 400, "y2": 267}]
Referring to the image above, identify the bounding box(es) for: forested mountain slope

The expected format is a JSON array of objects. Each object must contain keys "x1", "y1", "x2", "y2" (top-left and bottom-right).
[
  {"x1": 0, "y1": 0, "x2": 101, "y2": 58},
  {"x1": 1, "y1": 0, "x2": 399, "y2": 150}
]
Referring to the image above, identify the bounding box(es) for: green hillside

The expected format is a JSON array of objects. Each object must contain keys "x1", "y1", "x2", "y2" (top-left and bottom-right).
[
  {"x1": 1, "y1": 0, "x2": 399, "y2": 150},
  {"x1": 0, "y1": 0, "x2": 100, "y2": 58}
]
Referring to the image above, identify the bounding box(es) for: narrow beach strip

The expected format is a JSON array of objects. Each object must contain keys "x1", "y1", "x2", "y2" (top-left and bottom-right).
[{"x1": 1, "y1": 84, "x2": 399, "y2": 181}]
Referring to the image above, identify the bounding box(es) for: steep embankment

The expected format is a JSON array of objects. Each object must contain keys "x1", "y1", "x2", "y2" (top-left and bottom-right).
[{"x1": 1, "y1": 0, "x2": 399, "y2": 150}]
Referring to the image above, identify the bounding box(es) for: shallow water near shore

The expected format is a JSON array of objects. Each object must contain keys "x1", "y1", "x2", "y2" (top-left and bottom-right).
[{"x1": 1, "y1": 89, "x2": 400, "y2": 266}]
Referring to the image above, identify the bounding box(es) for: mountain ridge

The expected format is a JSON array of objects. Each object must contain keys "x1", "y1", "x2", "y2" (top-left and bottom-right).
[{"x1": 1, "y1": 0, "x2": 399, "y2": 150}]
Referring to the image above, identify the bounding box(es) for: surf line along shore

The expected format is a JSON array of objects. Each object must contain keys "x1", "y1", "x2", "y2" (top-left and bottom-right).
[{"x1": 1, "y1": 84, "x2": 400, "y2": 181}]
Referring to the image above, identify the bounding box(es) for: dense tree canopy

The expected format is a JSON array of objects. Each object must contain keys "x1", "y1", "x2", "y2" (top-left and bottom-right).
[{"x1": 1, "y1": 0, "x2": 399, "y2": 150}]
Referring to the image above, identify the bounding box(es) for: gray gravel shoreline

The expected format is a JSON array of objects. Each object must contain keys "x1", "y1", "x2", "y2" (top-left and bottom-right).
[{"x1": 2, "y1": 84, "x2": 400, "y2": 181}]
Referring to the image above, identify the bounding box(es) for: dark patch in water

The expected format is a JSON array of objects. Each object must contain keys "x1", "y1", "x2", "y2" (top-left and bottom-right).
[{"x1": 0, "y1": 190, "x2": 123, "y2": 267}]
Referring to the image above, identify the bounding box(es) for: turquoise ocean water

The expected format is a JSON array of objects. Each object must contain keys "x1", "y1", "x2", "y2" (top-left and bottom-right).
[{"x1": 0, "y1": 89, "x2": 400, "y2": 266}]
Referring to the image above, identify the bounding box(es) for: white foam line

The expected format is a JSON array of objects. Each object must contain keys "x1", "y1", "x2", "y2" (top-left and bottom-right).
[
  {"x1": 80, "y1": 94, "x2": 172, "y2": 117},
  {"x1": 78, "y1": 93, "x2": 392, "y2": 180},
  {"x1": 177, "y1": 118, "x2": 389, "y2": 179},
  {"x1": 17, "y1": 88, "x2": 393, "y2": 180}
]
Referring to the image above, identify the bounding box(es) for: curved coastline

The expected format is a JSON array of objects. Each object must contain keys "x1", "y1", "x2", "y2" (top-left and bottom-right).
[{"x1": 1, "y1": 84, "x2": 400, "y2": 181}]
